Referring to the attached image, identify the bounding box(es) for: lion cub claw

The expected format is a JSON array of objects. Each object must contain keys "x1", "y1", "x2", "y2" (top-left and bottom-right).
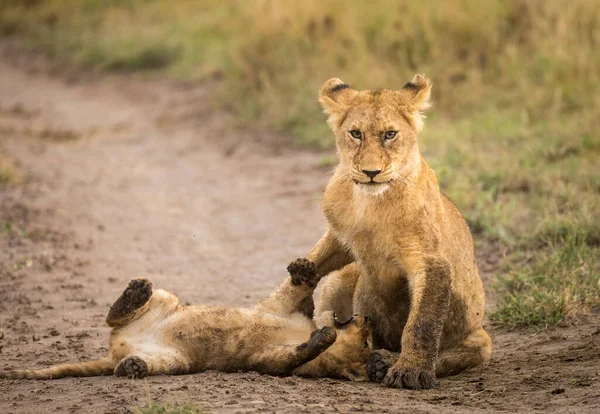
[
  {"x1": 287, "y1": 258, "x2": 318, "y2": 288},
  {"x1": 383, "y1": 363, "x2": 437, "y2": 390}
]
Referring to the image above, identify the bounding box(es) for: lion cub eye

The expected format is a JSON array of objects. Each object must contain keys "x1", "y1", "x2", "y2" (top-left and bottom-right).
[
  {"x1": 349, "y1": 130, "x2": 362, "y2": 140},
  {"x1": 384, "y1": 131, "x2": 397, "y2": 140}
]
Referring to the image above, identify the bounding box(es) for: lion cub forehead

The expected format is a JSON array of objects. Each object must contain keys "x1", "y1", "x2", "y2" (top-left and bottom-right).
[
  {"x1": 343, "y1": 93, "x2": 411, "y2": 130},
  {"x1": 352, "y1": 88, "x2": 400, "y2": 105},
  {"x1": 321, "y1": 75, "x2": 432, "y2": 133}
]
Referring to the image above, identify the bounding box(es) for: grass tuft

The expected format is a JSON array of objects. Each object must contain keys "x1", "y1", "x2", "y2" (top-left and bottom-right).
[
  {"x1": 490, "y1": 228, "x2": 600, "y2": 328},
  {"x1": 81, "y1": 43, "x2": 180, "y2": 72},
  {"x1": 135, "y1": 403, "x2": 203, "y2": 414},
  {"x1": 0, "y1": 156, "x2": 22, "y2": 186}
]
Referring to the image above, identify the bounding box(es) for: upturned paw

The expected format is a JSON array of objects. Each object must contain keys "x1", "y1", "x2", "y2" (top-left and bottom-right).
[
  {"x1": 106, "y1": 278, "x2": 153, "y2": 323},
  {"x1": 287, "y1": 258, "x2": 318, "y2": 288},
  {"x1": 115, "y1": 356, "x2": 148, "y2": 379},
  {"x1": 383, "y1": 364, "x2": 437, "y2": 390},
  {"x1": 123, "y1": 278, "x2": 152, "y2": 308},
  {"x1": 367, "y1": 350, "x2": 393, "y2": 383}
]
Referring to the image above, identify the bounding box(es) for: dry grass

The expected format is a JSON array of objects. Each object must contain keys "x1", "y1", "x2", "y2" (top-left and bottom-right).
[
  {"x1": 135, "y1": 403, "x2": 203, "y2": 414},
  {"x1": 0, "y1": 155, "x2": 22, "y2": 186},
  {"x1": 1, "y1": 0, "x2": 599, "y2": 326}
]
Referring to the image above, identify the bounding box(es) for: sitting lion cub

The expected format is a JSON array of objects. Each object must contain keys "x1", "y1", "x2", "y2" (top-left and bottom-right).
[
  {"x1": 0, "y1": 259, "x2": 371, "y2": 381},
  {"x1": 298, "y1": 75, "x2": 492, "y2": 389}
]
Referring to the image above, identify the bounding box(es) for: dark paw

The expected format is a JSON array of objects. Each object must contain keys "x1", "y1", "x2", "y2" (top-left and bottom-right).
[
  {"x1": 115, "y1": 356, "x2": 148, "y2": 379},
  {"x1": 367, "y1": 350, "x2": 392, "y2": 383},
  {"x1": 287, "y1": 258, "x2": 318, "y2": 288},
  {"x1": 307, "y1": 326, "x2": 337, "y2": 352},
  {"x1": 106, "y1": 278, "x2": 152, "y2": 323},
  {"x1": 123, "y1": 278, "x2": 152, "y2": 308},
  {"x1": 383, "y1": 365, "x2": 437, "y2": 390}
]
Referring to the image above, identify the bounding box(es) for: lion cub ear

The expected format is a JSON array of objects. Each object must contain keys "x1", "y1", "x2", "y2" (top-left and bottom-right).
[
  {"x1": 319, "y1": 78, "x2": 357, "y2": 125},
  {"x1": 400, "y1": 74, "x2": 432, "y2": 131}
]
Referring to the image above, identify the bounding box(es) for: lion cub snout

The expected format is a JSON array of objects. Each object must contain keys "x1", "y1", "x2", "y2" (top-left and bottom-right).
[
  {"x1": 329, "y1": 314, "x2": 373, "y2": 381},
  {"x1": 362, "y1": 169, "x2": 381, "y2": 179}
]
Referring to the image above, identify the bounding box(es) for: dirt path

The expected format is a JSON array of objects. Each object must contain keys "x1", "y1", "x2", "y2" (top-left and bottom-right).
[{"x1": 0, "y1": 52, "x2": 598, "y2": 413}]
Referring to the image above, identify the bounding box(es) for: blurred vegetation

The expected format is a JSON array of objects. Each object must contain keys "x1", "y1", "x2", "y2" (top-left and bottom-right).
[
  {"x1": 0, "y1": 155, "x2": 22, "y2": 186},
  {"x1": 1, "y1": 0, "x2": 598, "y2": 327}
]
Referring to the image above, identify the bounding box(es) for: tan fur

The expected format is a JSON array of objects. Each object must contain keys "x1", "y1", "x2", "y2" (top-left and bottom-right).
[
  {"x1": 303, "y1": 75, "x2": 492, "y2": 389},
  {"x1": 0, "y1": 270, "x2": 372, "y2": 381}
]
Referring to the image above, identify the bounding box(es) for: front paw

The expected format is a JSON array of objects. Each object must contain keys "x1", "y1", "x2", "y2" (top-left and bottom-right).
[
  {"x1": 383, "y1": 364, "x2": 437, "y2": 390},
  {"x1": 287, "y1": 258, "x2": 318, "y2": 288}
]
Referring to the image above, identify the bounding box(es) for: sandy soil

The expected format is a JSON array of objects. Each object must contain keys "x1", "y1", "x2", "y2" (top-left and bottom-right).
[{"x1": 0, "y1": 47, "x2": 599, "y2": 413}]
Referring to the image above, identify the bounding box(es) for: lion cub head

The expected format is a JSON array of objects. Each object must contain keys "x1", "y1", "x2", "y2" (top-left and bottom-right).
[
  {"x1": 329, "y1": 314, "x2": 373, "y2": 381},
  {"x1": 319, "y1": 74, "x2": 432, "y2": 195}
]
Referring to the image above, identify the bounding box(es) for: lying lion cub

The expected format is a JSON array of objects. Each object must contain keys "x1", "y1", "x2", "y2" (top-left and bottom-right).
[{"x1": 0, "y1": 259, "x2": 371, "y2": 381}]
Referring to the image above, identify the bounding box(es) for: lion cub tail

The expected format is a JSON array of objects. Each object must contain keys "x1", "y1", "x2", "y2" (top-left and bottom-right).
[{"x1": 0, "y1": 358, "x2": 115, "y2": 380}]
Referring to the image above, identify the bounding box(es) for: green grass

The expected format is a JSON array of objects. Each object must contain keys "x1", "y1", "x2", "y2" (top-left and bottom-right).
[
  {"x1": 422, "y1": 110, "x2": 600, "y2": 327},
  {"x1": 0, "y1": 170, "x2": 12, "y2": 185},
  {"x1": 490, "y1": 227, "x2": 600, "y2": 327},
  {"x1": 81, "y1": 43, "x2": 180, "y2": 72},
  {"x1": 1, "y1": 0, "x2": 599, "y2": 327}
]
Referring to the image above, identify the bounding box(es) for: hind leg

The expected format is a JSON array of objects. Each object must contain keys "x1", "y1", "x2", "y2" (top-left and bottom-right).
[
  {"x1": 314, "y1": 263, "x2": 360, "y2": 328},
  {"x1": 115, "y1": 356, "x2": 149, "y2": 379},
  {"x1": 435, "y1": 328, "x2": 492, "y2": 377},
  {"x1": 107, "y1": 279, "x2": 182, "y2": 328},
  {"x1": 115, "y1": 350, "x2": 190, "y2": 379},
  {"x1": 255, "y1": 258, "x2": 319, "y2": 316},
  {"x1": 247, "y1": 326, "x2": 337, "y2": 376},
  {"x1": 106, "y1": 278, "x2": 153, "y2": 327}
]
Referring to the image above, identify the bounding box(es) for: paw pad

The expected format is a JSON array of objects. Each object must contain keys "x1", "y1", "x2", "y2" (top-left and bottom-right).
[
  {"x1": 106, "y1": 278, "x2": 153, "y2": 323},
  {"x1": 367, "y1": 351, "x2": 391, "y2": 383},
  {"x1": 124, "y1": 278, "x2": 152, "y2": 307},
  {"x1": 116, "y1": 356, "x2": 148, "y2": 379},
  {"x1": 287, "y1": 258, "x2": 318, "y2": 288}
]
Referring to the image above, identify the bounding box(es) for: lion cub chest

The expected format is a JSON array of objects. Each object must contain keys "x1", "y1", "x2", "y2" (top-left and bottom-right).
[{"x1": 323, "y1": 185, "x2": 399, "y2": 271}]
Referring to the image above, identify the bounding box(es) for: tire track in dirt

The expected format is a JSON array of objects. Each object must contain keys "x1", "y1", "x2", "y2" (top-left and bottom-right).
[{"x1": 0, "y1": 55, "x2": 598, "y2": 413}]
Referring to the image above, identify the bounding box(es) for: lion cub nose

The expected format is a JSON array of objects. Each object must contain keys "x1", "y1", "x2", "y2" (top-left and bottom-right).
[{"x1": 362, "y1": 169, "x2": 381, "y2": 179}]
